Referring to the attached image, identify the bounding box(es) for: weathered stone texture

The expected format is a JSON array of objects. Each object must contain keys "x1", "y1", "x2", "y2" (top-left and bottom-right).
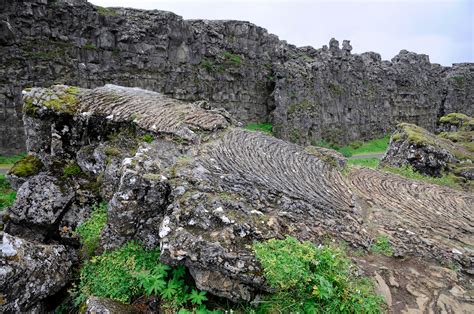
[
  {"x1": 1, "y1": 0, "x2": 473, "y2": 154},
  {"x1": 2, "y1": 85, "x2": 473, "y2": 310}
]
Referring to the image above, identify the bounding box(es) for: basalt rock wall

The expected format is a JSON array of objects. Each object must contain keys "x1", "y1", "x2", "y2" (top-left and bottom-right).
[{"x1": 1, "y1": 0, "x2": 473, "y2": 154}]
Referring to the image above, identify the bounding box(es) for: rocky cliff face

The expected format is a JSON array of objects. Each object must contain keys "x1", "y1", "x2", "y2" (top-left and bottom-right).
[
  {"x1": 1, "y1": 85, "x2": 472, "y2": 311},
  {"x1": 1, "y1": 0, "x2": 473, "y2": 154}
]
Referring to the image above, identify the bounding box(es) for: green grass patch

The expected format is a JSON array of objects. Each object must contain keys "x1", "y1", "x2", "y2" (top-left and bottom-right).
[
  {"x1": 382, "y1": 165, "x2": 461, "y2": 190},
  {"x1": 347, "y1": 158, "x2": 380, "y2": 169},
  {"x1": 9, "y1": 155, "x2": 44, "y2": 177},
  {"x1": 0, "y1": 153, "x2": 27, "y2": 165},
  {"x1": 76, "y1": 202, "x2": 108, "y2": 256},
  {"x1": 370, "y1": 235, "x2": 393, "y2": 257},
  {"x1": 313, "y1": 135, "x2": 390, "y2": 158},
  {"x1": 0, "y1": 173, "x2": 16, "y2": 210},
  {"x1": 243, "y1": 123, "x2": 273, "y2": 135},
  {"x1": 253, "y1": 236, "x2": 385, "y2": 313}
]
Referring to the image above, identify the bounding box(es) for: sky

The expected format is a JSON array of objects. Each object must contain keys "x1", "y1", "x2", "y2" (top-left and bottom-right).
[{"x1": 89, "y1": 0, "x2": 473, "y2": 66}]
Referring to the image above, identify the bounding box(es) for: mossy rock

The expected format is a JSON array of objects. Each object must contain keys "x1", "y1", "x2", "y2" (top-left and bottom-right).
[
  {"x1": 23, "y1": 85, "x2": 81, "y2": 116},
  {"x1": 9, "y1": 155, "x2": 44, "y2": 177},
  {"x1": 439, "y1": 113, "x2": 474, "y2": 131},
  {"x1": 393, "y1": 123, "x2": 473, "y2": 162}
]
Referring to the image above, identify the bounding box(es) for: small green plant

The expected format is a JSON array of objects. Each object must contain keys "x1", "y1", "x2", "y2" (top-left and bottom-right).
[
  {"x1": 200, "y1": 58, "x2": 215, "y2": 72},
  {"x1": 253, "y1": 236, "x2": 385, "y2": 313},
  {"x1": 9, "y1": 155, "x2": 44, "y2": 177},
  {"x1": 76, "y1": 202, "x2": 108, "y2": 256},
  {"x1": 452, "y1": 76, "x2": 465, "y2": 87},
  {"x1": 63, "y1": 162, "x2": 82, "y2": 178},
  {"x1": 96, "y1": 6, "x2": 118, "y2": 17},
  {"x1": 222, "y1": 51, "x2": 242, "y2": 66},
  {"x1": 83, "y1": 43, "x2": 97, "y2": 50},
  {"x1": 370, "y1": 235, "x2": 393, "y2": 256},
  {"x1": 0, "y1": 174, "x2": 16, "y2": 210},
  {"x1": 141, "y1": 134, "x2": 154, "y2": 143},
  {"x1": 243, "y1": 123, "x2": 273, "y2": 135},
  {"x1": 74, "y1": 241, "x2": 210, "y2": 311}
]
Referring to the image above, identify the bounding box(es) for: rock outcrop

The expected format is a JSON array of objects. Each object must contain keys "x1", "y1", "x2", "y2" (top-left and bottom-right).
[
  {"x1": 381, "y1": 116, "x2": 473, "y2": 183},
  {"x1": 0, "y1": 232, "x2": 76, "y2": 312},
  {"x1": 2, "y1": 85, "x2": 472, "y2": 311},
  {"x1": 1, "y1": 0, "x2": 473, "y2": 154}
]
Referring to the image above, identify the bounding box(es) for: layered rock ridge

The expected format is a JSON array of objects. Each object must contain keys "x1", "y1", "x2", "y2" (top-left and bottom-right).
[
  {"x1": 1, "y1": 85, "x2": 472, "y2": 311},
  {"x1": 1, "y1": 0, "x2": 473, "y2": 154}
]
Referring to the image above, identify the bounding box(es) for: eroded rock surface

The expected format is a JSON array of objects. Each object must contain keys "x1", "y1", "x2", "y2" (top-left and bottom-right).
[
  {"x1": 0, "y1": 232, "x2": 76, "y2": 312},
  {"x1": 381, "y1": 120, "x2": 473, "y2": 183},
  {"x1": 3, "y1": 85, "x2": 473, "y2": 309},
  {"x1": 1, "y1": 0, "x2": 473, "y2": 154}
]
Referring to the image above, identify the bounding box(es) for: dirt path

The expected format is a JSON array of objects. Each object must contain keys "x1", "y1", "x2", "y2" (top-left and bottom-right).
[{"x1": 349, "y1": 152, "x2": 385, "y2": 159}]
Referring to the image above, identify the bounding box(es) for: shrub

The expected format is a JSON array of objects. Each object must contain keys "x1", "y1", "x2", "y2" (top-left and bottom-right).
[
  {"x1": 76, "y1": 202, "x2": 108, "y2": 256},
  {"x1": 253, "y1": 236, "x2": 385, "y2": 313},
  {"x1": 74, "y1": 241, "x2": 210, "y2": 311},
  {"x1": 9, "y1": 155, "x2": 43, "y2": 177},
  {"x1": 370, "y1": 235, "x2": 393, "y2": 256}
]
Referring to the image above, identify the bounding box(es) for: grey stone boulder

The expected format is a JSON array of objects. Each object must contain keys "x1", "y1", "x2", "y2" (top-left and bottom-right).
[
  {"x1": 0, "y1": 232, "x2": 76, "y2": 313},
  {"x1": 5, "y1": 174, "x2": 73, "y2": 240},
  {"x1": 380, "y1": 123, "x2": 471, "y2": 177},
  {"x1": 85, "y1": 296, "x2": 140, "y2": 314}
]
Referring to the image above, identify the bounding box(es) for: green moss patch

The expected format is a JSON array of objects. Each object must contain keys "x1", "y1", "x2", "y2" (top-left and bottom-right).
[
  {"x1": 63, "y1": 162, "x2": 82, "y2": 178},
  {"x1": 9, "y1": 155, "x2": 43, "y2": 177}
]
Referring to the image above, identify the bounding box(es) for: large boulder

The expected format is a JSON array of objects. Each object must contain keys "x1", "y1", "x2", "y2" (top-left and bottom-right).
[
  {"x1": 380, "y1": 122, "x2": 473, "y2": 179},
  {"x1": 0, "y1": 232, "x2": 77, "y2": 312}
]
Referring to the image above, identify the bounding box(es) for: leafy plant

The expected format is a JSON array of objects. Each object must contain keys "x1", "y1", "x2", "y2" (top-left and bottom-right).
[
  {"x1": 74, "y1": 242, "x2": 161, "y2": 304},
  {"x1": 74, "y1": 241, "x2": 209, "y2": 311},
  {"x1": 370, "y1": 235, "x2": 393, "y2": 257},
  {"x1": 76, "y1": 202, "x2": 108, "y2": 256},
  {"x1": 253, "y1": 236, "x2": 385, "y2": 313}
]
